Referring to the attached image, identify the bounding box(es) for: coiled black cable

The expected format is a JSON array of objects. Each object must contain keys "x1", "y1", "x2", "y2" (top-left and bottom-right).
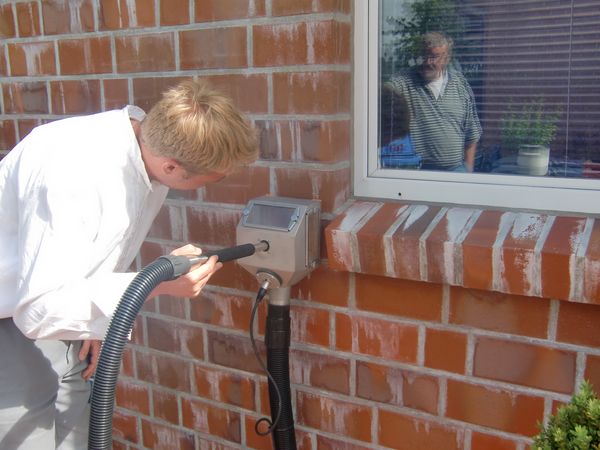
[
  {"x1": 249, "y1": 287, "x2": 283, "y2": 436},
  {"x1": 249, "y1": 286, "x2": 297, "y2": 450}
]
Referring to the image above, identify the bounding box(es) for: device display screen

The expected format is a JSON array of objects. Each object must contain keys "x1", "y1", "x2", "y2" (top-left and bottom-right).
[{"x1": 244, "y1": 203, "x2": 298, "y2": 231}]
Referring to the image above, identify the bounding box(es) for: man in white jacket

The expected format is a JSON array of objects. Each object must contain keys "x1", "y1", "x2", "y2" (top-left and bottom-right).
[{"x1": 0, "y1": 79, "x2": 258, "y2": 449}]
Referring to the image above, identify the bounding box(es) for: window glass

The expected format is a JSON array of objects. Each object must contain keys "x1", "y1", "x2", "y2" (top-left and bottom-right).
[{"x1": 378, "y1": 0, "x2": 600, "y2": 179}]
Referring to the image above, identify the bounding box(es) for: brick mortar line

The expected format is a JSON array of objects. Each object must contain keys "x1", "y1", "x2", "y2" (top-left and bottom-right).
[
  {"x1": 439, "y1": 377, "x2": 448, "y2": 417},
  {"x1": 251, "y1": 159, "x2": 351, "y2": 170},
  {"x1": 115, "y1": 377, "x2": 535, "y2": 448},
  {"x1": 181, "y1": 389, "x2": 263, "y2": 417},
  {"x1": 113, "y1": 405, "x2": 247, "y2": 448},
  {"x1": 153, "y1": 0, "x2": 160, "y2": 27},
  {"x1": 344, "y1": 274, "x2": 356, "y2": 314},
  {"x1": 0, "y1": 64, "x2": 352, "y2": 83},
  {"x1": 114, "y1": 408, "x2": 390, "y2": 450},
  {"x1": 416, "y1": 324, "x2": 426, "y2": 366},
  {"x1": 542, "y1": 397, "x2": 554, "y2": 426},
  {"x1": 238, "y1": 412, "x2": 247, "y2": 450},
  {"x1": 114, "y1": 388, "x2": 528, "y2": 450},
  {"x1": 575, "y1": 351, "x2": 587, "y2": 391},
  {"x1": 547, "y1": 298, "x2": 559, "y2": 341},
  {"x1": 126, "y1": 76, "x2": 134, "y2": 104},
  {"x1": 148, "y1": 282, "x2": 258, "y2": 303},
  {"x1": 187, "y1": 0, "x2": 195, "y2": 31},
  {"x1": 298, "y1": 297, "x2": 600, "y2": 354},
  {"x1": 116, "y1": 381, "x2": 263, "y2": 419},
  {"x1": 383, "y1": 204, "x2": 411, "y2": 277},
  {"x1": 571, "y1": 217, "x2": 595, "y2": 300},
  {"x1": 463, "y1": 429, "x2": 472, "y2": 450},
  {"x1": 129, "y1": 319, "x2": 580, "y2": 407},
  {"x1": 295, "y1": 384, "x2": 536, "y2": 444},
  {"x1": 42, "y1": 81, "x2": 50, "y2": 123},
  {"x1": 140, "y1": 282, "x2": 600, "y2": 359},
  {"x1": 201, "y1": 325, "x2": 210, "y2": 373},
  {"x1": 138, "y1": 310, "x2": 253, "y2": 335},
  {"x1": 441, "y1": 283, "x2": 450, "y2": 324},
  {"x1": 0, "y1": 11, "x2": 351, "y2": 46},
  {"x1": 91, "y1": 0, "x2": 100, "y2": 32},
  {"x1": 140, "y1": 312, "x2": 148, "y2": 347},
  {"x1": 266, "y1": 73, "x2": 275, "y2": 116},
  {"x1": 517, "y1": 441, "x2": 529, "y2": 450},
  {"x1": 252, "y1": 112, "x2": 352, "y2": 120},
  {"x1": 139, "y1": 307, "x2": 353, "y2": 358},
  {"x1": 173, "y1": 29, "x2": 180, "y2": 71},
  {"x1": 297, "y1": 428, "x2": 382, "y2": 450},
  {"x1": 140, "y1": 262, "x2": 600, "y2": 358},
  {"x1": 181, "y1": 192, "x2": 271, "y2": 213},
  {"x1": 492, "y1": 211, "x2": 516, "y2": 292},
  {"x1": 371, "y1": 392, "x2": 378, "y2": 445},
  {"x1": 419, "y1": 207, "x2": 448, "y2": 281},
  {"x1": 532, "y1": 216, "x2": 555, "y2": 297},
  {"x1": 269, "y1": 164, "x2": 277, "y2": 194},
  {"x1": 2, "y1": 39, "x2": 11, "y2": 77},
  {"x1": 328, "y1": 308, "x2": 336, "y2": 351},
  {"x1": 98, "y1": 75, "x2": 105, "y2": 110},
  {"x1": 246, "y1": 23, "x2": 253, "y2": 69},
  {"x1": 0, "y1": 113, "x2": 351, "y2": 124},
  {"x1": 465, "y1": 332, "x2": 475, "y2": 376},
  {"x1": 349, "y1": 202, "x2": 383, "y2": 272},
  {"x1": 35, "y1": 0, "x2": 44, "y2": 35},
  {"x1": 319, "y1": 345, "x2": 579, "y2": 404},
  {"x1": 120, "y1": 360, "x2": 264, "y2": 389},
  {"x1": 454, "y1": 209, "x2": 483, "y2": 286}
]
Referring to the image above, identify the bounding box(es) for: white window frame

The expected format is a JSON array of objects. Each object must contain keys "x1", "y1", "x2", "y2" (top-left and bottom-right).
[{"x1": 353, "y1": 1, "x2": 600, "y2": 215}]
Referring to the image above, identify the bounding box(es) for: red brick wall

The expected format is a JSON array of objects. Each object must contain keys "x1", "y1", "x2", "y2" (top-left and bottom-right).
[{"x1": 1, "y1": 1, "x2": 599, "y2": 450}]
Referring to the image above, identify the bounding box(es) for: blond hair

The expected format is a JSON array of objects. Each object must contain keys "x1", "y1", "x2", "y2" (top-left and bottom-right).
[{"x1": 141, "y1": 79, "x2": 258, "y2": 174}]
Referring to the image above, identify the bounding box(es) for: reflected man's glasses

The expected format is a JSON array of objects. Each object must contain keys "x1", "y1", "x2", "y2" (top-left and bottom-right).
[{"x1": 421, "y1": 52, "x2": 447, "y2": 63}]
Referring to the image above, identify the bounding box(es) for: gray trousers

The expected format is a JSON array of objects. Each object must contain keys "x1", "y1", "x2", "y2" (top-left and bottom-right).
[{"x1": 0, "y1": 318, "x2": 91, "y2": 449}]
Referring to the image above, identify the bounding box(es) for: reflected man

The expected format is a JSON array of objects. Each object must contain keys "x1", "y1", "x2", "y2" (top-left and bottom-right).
[
  {"x1": 385, "y1": 32, "x2": 482, "y2": 172},
  {"x1": 379, "y1": 83, "x2": 420, "y2": 169}
]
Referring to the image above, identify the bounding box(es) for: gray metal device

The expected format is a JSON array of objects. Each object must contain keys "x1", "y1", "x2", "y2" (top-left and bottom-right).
[{"x1": 236, "y1": 196, "x2": 321, "y2": 287}]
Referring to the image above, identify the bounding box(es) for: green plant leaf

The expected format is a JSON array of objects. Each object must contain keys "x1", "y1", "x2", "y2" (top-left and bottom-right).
[
  {"x1": 501, "y1": 97, "x2": 560, "y2": 151},
  {"x1": 532, "y1": 381, "x2": 600, "y2": 450}
]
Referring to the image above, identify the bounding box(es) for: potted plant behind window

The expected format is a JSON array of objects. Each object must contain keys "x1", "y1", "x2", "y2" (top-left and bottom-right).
[
  {"x1": 501, "y1": 98, "x2": 560, "y2": 176},
  {"x1": 531, "y1": 380, "x2": 600, "y2": 449}
]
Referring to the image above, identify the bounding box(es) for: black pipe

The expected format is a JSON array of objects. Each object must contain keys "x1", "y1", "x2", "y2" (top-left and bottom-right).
[
  {"x1": 89, "y1": 243, "x2": 266, "y2": 450},
  {"x1": 265, "y1": 303, "x2": 297, "y2": 450}
]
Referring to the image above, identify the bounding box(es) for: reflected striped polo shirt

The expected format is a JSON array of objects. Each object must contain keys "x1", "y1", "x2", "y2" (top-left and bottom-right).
[{"x1": 386, "y1": 69, "x2": 482, "y2": 170}]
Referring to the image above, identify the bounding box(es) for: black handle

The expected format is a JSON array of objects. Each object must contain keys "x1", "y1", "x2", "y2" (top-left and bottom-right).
[{"x1": 203, "y1": 243, "x2": 258, "y2": 263}]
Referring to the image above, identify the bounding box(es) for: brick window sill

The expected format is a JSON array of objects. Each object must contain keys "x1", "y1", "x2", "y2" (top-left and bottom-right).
[{"x1": 324, "y1": 200, "x2": 600, "y2": 304}]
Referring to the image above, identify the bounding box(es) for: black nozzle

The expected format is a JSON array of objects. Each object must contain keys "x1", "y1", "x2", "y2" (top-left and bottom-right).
[
  {"x1": 159, "y1": 242, "x2": 269, "y2": 279},
  {"x1": 187, "y1": 241, "x2": 269, "y2": 265}
]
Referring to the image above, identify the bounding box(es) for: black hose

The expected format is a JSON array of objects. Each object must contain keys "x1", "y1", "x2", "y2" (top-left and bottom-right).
[
  {"x1": 88, "y1": 257, "x2": 177, "y2": 450},
  {"x1": 88, "y1": 245, "x2": 265, "y2": 450},
  {"x1": 266, "y1": 304, "x2": 297, "y2": 450}
]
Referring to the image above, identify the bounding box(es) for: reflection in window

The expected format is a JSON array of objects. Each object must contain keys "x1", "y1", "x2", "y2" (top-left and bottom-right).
[{"x1": 378, "y1": 0, "x2": 600, "y2": 179}]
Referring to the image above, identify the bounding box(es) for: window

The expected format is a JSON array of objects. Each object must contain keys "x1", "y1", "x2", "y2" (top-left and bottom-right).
[{"x1": 354, "y1": 0, "x2": 600, "y2": 214}]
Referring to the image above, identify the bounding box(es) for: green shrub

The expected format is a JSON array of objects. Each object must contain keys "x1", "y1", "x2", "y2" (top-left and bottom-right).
[
  {"x1": 532, "y1": 380, "x2": 600, "y2": 450},
  {"x1": 501, "y1": 98, "x2": 560, "y2": 151}
]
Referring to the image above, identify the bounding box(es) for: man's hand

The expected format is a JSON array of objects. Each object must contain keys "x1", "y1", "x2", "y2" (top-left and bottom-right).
[
  {"x1": 79, "y1": 339, "x2": 101, "y2": 381},
  {"x1": 150, "y1": 244, "x2": 223, "y2": 299}
]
